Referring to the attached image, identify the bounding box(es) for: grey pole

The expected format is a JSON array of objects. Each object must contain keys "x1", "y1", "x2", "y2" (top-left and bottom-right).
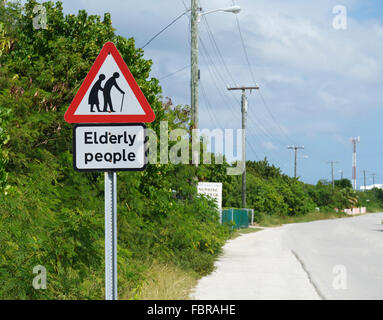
[
  {"x1": 241, "y1": 89, "x2": 247, "y2": 208},
  {"x1": 191, "y1": 0, "x2": 199, "y2": 166},
  {"x1": 327, "y1": 160, "x2": 339, "y2": 188},
  {"x1": 191, "y1": 0, "x2": 199, "y2": 130},
  {"x1": 364, "y1": 170, "x2": 366, "y2": 192},
  {"x1": 228, "y1": 86, "x2": 259, "y2": 208},
  {"x1": 105, "y1": 172, "x2": 117, "y2": 300},
  {"x1": 371, "y1": 173, "x2": 376, "y2": 186},
  {"x1": 351, "y1": 137, "x2": 360, "y2": 190},
  {"x1": 288, "y1": 146, "x2": 304, "y2": 178}
]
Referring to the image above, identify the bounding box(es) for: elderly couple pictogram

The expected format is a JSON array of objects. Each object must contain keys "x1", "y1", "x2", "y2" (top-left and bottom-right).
[{"x1": 89, "y1": 72, "x2": 125, "y2": 112}]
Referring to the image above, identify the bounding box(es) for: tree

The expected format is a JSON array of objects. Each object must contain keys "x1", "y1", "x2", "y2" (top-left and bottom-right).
[{"x1": 334, "y1": 179, "x2": 352, "y2": 189}]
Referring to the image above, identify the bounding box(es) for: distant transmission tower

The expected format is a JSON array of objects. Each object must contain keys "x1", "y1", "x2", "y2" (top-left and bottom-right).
[{"x1": 350, "y1": 137, "x2": 360, "y2": 190}]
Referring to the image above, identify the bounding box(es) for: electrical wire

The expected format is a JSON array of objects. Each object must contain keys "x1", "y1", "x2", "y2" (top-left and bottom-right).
[
  {"x1": 141, "y1": 10, "x2": 189, "y2": 49},
  {"x1": 159, "y1": 65, "x2": 190, "y2": 80},
  {"x1": 201, "y1": 15, "x2": 238, "y2": 87},
  {"x1": 199, "y1": 78, "x2": 221, "y2": 129},
  {"x1": 231, "y1": 0, "x2": 295, "y2": 146},
  {"x1": 181, "y1": 0, "x2": 289, "y2": 167}
]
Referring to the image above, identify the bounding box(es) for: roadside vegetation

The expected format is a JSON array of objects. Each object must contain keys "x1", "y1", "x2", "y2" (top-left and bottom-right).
[
  {"x1": 219, "y1": 160, "x2": 376, "y2": 226},
  {"x1": 1, "y1": 1, "x2": 382, "y2": 300},
  {"x1": 0, "y1": 1, "x2": 231, "y2": 299}
]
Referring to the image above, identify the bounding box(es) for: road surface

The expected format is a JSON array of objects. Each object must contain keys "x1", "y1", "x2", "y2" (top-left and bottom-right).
[{"x1": 192, "y1": 213, "x2": 383, "y2": 300}]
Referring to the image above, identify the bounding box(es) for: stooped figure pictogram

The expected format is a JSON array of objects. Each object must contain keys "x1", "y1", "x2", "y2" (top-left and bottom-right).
[
  {"x1": 88, "y1": 74, "x2": 106, "y2": 112},
  {"x1": 103, "y1": 72, "x2": 125, "y2": 113}
]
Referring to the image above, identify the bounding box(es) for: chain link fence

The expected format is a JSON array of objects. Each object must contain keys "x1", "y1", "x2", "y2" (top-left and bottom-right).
[{"x1": 221, "y1": 208, "x2": 254, "y2": 229}]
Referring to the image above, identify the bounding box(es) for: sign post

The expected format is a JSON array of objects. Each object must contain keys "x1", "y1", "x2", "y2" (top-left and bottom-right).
[
  {"x1": 105, "y1": 171, "x2": 118, "y2": 300},
  {"x1": 64, "y1": 42, "x2": 155, "y2": 300}
]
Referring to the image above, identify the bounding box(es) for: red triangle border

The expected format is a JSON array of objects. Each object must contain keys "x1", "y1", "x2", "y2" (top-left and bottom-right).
[{"x1": 64, "y1": 42, "x2": 155, "y2": 123}]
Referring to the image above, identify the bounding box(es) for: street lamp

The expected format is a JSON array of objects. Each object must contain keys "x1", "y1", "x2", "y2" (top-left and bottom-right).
[
  {"x1": 199, "y1": 6, "x2": 241, "y2": 19},
  {"x1": 191, "y1": 1, "x2": 240, "y2": 165}
]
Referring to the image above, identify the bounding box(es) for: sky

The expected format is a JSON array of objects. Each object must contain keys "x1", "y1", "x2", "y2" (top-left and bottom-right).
[{"x1": 34, "y1": 0, "x2": 383, "y2": 186}]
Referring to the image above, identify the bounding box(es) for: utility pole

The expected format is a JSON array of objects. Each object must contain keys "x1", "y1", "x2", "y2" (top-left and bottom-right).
[
  {"x1": 371, "y1": 173, "x2": 376, "y2": 186},
  {"x1": 227, "y1": 86, "x2": 259, "y2": 208},
  {"x1": 191, "y1": 0, "x2": 200, "y2": 166},
  {"x1": 190, "y1": 3, "x2": 240, "y2": 165},
  {"x1": 287, "y1": 146, "x2": 305, "y2": 178},
  {"x1": 351, "y1": 137, "x2": 360, "y2": 190},
  {"x1": 327, "y1": 161, "x2": 339, "y2": 188},
  {"x1": 363, "y1": 170, "x2": 367, "y2": 191},
  {"x1": 339, "y1": 170, "x2": 343, "y2": 180}
]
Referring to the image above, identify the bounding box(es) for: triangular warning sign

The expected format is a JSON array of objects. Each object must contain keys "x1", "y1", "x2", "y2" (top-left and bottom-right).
[{"x1": 64, "y1": 42, "x2": 155, "y2": 123}]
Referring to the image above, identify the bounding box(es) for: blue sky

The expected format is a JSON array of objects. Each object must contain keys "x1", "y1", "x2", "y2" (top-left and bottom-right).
[{"x1": 38, "y1": 0, "x2": 383, "y2": 187}]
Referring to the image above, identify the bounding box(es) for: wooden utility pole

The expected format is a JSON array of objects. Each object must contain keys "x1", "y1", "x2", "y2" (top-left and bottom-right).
[
  {"x1": 351, "y1": 137, "x2": 360, "y2": 190},
  {"x1": 191, "y1": 0, "x2": 199, "y2": 131},
  {"x1": 327, "y1": 160, "x2": 339, "y2": 188},
  {"x1": 288, "y1": 146, "x2": 304, "y2": 178},
  {"x1": 363, "y1": 170, "x2": 366, "y2": 191},
  {"x1": 227, "y1": 86, "x2": 259, "y2": 208},
  {"x1": 190, "y1": 0, "x2": 200, "y2": 166},
  {"x1": 370, "y1": 173, "x2": 376, "y2": 186}
]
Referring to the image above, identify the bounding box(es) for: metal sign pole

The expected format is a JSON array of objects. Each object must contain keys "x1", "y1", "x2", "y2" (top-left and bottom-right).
[{"x1": 105, "y1": 171, "x2": 118, "y2": 300}]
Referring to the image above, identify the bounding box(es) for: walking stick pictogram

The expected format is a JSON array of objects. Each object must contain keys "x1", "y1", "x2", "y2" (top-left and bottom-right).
[{"x1": 120, "y1": 93, "x2": 125, "y2": 112}]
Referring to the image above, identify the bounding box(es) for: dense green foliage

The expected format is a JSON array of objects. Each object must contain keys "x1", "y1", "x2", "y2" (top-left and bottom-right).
[
  {"x1": 358, "y1": 188, "x2": 383, "y2": 212},
  {"x1": 0, "y1": 1, "x2": 229, "y2": 299},
  {"x1": 201, "y1": 158, "x2": 360, "y2": 223}
]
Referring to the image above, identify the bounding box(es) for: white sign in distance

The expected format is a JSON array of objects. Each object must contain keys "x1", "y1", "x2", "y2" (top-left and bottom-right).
[
  {"x1": 197, "y1": 182, "x2": 223, "y2": 211},
  {"x1": 73, "y1": 124, "x2": 146, "y2": 172}
]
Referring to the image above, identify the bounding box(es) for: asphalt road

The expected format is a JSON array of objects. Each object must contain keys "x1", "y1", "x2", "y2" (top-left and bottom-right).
[{"x1": 192, "y1": 213, "x2": 383, "y2": 300}]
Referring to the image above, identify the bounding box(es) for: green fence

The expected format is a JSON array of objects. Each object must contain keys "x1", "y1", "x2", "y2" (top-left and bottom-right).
[{"x1": 221, "y1": 208, "x2": 253, "y2": 229}]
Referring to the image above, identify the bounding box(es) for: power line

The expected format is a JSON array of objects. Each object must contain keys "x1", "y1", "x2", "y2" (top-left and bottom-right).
[
  {"x1": 201, "y1": 15, "x2": 238, "y2": 87},
  {"x1": 199, "y1": 39, "x2": 284, "y2": 166},
  {"x1": 141, "y1": 10, "x2": 188, "y2": 49},
  {"x1": 231, "y1": 0, "x2": 257, "y2": 85},
  {"x1": 257, "y1": 90, "x2": 295, "y2": 144},
  {"x1": 231, "y1": 0, "x2": 294, "y2": 147},
  {"x1": 159, "y1": 65, "x2": 190, "y2": 80},
  {"x1": 180, "y1": 0, "x2": 286, "y2": 168},
  {"x1": 198, "y1": 38, "x2": 240, "y2": 124},
  {"x1": 199, "y1": 78, "x2": 221, "y2": 128}
]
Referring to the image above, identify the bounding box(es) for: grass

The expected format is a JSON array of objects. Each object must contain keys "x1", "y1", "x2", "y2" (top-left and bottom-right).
[
  {"x1": 120, "y1": 228, "x2": 262, "y2": 300},
  {"x1": 125, "y1": 262, "x2": 198, "y2": 300},
  {"x1": 365, "y1": 205, "x2": 383, "y2": 213},
  {"x1": 256, "y1": 211, "x2": 350, "y2": 227}
]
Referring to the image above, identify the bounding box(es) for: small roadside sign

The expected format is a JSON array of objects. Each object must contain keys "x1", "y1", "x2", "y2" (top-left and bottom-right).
[{"x1": 73, "y1": 123, "x2": 146, "y2": 172}]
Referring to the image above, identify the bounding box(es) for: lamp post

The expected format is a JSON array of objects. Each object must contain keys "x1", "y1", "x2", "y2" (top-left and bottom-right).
[{"x1": 190, "y1": 1, "x2": 241, "y2": 165}]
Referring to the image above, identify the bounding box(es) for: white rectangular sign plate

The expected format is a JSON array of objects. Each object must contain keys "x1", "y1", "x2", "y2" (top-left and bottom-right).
[
  {"x1": 197, "y1": 182, "x2": 223, "y2": 211},
  {"x1": 73, "y1": 123, "x2": 146, "y2": 172}
]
